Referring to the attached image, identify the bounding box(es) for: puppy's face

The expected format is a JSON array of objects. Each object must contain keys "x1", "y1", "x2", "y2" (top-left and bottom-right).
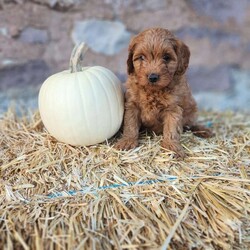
[{"x1": 127, "y1": 28, "x2": 190, "y2": 89}]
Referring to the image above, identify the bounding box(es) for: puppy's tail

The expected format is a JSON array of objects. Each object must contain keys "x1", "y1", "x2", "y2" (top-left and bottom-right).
[{"x1": 183, "y1": 124, "x2": 214, "y2": 138}]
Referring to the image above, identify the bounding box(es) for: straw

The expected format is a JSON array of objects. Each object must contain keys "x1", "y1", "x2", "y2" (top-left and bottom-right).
[{"x1": 0, "y1": 109, "x2": 250, "y2": 249}]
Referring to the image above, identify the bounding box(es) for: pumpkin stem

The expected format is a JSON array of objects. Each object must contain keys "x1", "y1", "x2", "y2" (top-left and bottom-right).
[{"x1": 69, "y1": 42, "x2": 88, "y2": 73}]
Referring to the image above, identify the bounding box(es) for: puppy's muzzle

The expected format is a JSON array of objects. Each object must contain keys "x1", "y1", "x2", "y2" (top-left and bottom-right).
[{"x1": 148, "y1": 73, "x2": 159, "y2": 84}]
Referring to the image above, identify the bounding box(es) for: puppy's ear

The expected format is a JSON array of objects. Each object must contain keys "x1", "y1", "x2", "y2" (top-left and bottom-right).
[
  {"x1": 174, "y1": 39, "x2": 190, "y2": 76},
  {"x1": 127, "y1": 34, "x2": 139, "y2": 75},
  {"x1": 127, "y1": 44, "x2": 135, "y2": 75}
]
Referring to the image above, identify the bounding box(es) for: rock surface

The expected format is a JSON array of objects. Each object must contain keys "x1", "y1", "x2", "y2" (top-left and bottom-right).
[
  {"x1": 188, "y1": 0, "x2": 249, "y2": 23},
  {"x1": 19, "y1": 27, "x2": 49, "y2": 44},
  {"x1": 187, "y1": 65, "x2": 233, "y2": 92},
  {"x1": 72, "y1": 20, "x2": 131, "y2": 55},
  {"x1": 194, "y1": 69, "x2": 250, "y2": 111},
  {"x1": 0, "y1": 0, "x2": 250, "y2": 113},
  {"x1": 0, "y1": 60, "x2": 50, "y2": 90}
]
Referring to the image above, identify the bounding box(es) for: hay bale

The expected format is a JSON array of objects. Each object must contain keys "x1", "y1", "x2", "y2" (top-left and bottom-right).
[{"x1": 0, "y1": 109, "x2": 249, "y2": 249}]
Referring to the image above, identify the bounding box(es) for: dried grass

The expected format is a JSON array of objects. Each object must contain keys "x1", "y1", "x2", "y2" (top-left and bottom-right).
[{"x1": 0, "y1": 109, "x2": 250, "y2": 249}]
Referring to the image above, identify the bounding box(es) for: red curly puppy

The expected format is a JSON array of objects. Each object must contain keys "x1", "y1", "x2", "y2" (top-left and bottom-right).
[{"x1": 115, "y1": 28, "x2": 213, "y2": 158}]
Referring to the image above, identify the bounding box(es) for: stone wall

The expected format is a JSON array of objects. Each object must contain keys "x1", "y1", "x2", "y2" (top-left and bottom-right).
[{"x1": 0, "y1": 0, "x2": 250, "y2": 113}]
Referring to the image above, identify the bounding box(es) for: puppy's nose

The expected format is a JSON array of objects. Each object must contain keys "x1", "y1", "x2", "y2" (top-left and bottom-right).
[{"x1": 148, "y1": 73, "x2": 159, "y2": 83}]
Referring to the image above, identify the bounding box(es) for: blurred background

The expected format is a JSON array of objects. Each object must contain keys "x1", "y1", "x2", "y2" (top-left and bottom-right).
[{"x1": 0, "y1": 0, "x2": 250, "y2": 114}]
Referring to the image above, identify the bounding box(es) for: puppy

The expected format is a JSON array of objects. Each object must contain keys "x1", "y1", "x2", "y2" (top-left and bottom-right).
[{"x1": 115, "y1": 28, "x2": 213, "y2": 158}]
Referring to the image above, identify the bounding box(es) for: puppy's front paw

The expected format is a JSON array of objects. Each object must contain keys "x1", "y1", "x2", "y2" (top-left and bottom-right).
[
  {"x1": 115, "y1": 138, "x2": 138, "y2": 151},
  {"x1": 161, "y1": 140, "x2": 185, "y2": 159}
]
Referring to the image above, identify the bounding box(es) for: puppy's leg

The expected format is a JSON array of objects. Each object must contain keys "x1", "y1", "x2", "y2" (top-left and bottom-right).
[
  {"x1": 115, "y1": 103, "x2": 141, "y2": 150},
  {"x1": 161, "y1": 107, "x2": 185, "y2": 158},
  {"x1": 184, "y1": 124, "x2": 214, "y2": 138},
  {"x1": 182, "y1": 101, "x2": 214, "y2": 138}
]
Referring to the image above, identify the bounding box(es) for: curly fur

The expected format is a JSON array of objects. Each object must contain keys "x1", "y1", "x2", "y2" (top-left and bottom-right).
[{"x1": 115, "y1": 28, "x2": 213, "y2": 158}]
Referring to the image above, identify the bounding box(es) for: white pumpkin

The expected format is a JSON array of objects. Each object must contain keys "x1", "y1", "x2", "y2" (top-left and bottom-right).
[{"x1": 39, "y1": 43, "x2": 124, "y2": 146}]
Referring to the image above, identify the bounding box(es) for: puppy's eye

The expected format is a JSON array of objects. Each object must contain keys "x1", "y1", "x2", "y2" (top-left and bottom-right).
[
  {"x1": 163, "y1": 54, "x2": 171, "y2": 62},
  {"x1": 138, "y1": 55, "x2": 145, "y2": 61}
]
